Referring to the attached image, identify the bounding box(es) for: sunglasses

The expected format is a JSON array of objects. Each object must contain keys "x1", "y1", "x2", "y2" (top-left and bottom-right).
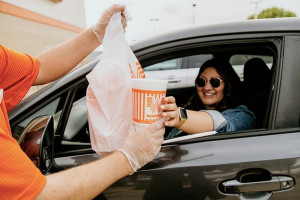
[{"x1": 196, "y1": 77, "x2": 223, "y2": 88}]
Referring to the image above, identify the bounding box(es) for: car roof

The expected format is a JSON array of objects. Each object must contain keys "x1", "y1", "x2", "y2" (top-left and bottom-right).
[
  {"x1": 131, "y1": 17, "x2": 300, "y2": 52},
  {"x1": 9, "y1": 17, "x2": 300, "y2": 120}
]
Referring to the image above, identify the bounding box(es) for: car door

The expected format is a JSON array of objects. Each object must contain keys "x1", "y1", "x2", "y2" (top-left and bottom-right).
[{"x1": 98, "y1": 132, "x2": 299, "y2": 200}]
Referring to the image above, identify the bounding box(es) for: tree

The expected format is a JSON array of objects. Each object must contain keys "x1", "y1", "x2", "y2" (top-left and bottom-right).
[{"x1": 248, "y1": 7, "x2": 297, "y2": 19}]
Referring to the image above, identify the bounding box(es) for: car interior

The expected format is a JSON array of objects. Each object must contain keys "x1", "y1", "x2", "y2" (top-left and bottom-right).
[{"x1": 242, "y1": 57, "x2": 272, "y2": 128}]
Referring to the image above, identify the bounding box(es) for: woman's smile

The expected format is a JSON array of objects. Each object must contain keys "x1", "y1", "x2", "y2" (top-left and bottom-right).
[
  {"x1": 203, "y1": 92, "x2": 215, "y2": 97},
  {"x1": 197, "y1": 67, "x2": 225, "y2": 109}
]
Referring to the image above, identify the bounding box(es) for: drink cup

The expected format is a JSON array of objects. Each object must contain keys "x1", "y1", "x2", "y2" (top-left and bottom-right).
[{"x1": 131, "y1": 78, "x2": 168, "y2": 131}]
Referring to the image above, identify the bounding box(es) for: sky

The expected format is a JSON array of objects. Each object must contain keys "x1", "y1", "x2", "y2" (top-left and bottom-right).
[{"x1": 84, "y1": 0, "x2": 300, "y2": 43}]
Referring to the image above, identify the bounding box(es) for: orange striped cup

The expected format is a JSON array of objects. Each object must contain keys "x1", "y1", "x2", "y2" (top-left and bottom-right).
[{"x1": 132, "y1": 78, "x2": 168, "y2": 131}]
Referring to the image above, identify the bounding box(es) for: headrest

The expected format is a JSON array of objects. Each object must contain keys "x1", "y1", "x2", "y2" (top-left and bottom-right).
[{"x1": 244, "y1": 58, "x2": 271, "y2": 92}]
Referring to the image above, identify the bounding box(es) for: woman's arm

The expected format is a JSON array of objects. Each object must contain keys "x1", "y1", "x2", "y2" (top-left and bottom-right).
[
  {"x1": 161, "y1": 96, "x2": 214, "y2": 134},
  {"x1": 162, "y1": 97, "x2": 256, "y2": 134}
]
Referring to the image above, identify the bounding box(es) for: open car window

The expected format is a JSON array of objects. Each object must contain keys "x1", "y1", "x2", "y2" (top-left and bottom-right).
[{"x1": 140, "y1": 40, "x2": 277, "y2": 141}]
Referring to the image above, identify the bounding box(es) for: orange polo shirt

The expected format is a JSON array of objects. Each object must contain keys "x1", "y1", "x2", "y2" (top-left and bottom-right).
[{"x1": 0, "y1": 45, "x2": 46, "y2": 199}]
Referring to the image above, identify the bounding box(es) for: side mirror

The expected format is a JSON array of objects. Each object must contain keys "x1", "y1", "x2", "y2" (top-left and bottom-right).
[{"x1": 19, "y1": 115, "x2": 54, "y2": 174}]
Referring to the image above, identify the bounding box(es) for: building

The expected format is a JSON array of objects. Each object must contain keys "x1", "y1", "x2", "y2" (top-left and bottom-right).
[
  {"x1": 0, "y1": 0, "x2": 86, "y2": 55},
  {"x1": 0, "y1": 0, "x2": 88, "y2": 96}
]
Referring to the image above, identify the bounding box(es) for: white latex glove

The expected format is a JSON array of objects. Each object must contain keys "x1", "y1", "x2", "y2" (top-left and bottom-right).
[
  {"x1": 92, "y1": 4, "x2": 129, "y2": 43},
  {"x1": 119, "y1": 118, "x2": 165, "y2": 173}
]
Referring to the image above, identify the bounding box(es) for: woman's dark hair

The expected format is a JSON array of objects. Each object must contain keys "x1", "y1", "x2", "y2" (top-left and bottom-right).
[{"x1": 184, "y1": 58, "x2": 241, "y2": 111}]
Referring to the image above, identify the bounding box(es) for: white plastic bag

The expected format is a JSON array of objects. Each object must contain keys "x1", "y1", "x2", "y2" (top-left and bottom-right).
[{"x1": 86, "y1": 12, "x2": 144, "y2": 153}]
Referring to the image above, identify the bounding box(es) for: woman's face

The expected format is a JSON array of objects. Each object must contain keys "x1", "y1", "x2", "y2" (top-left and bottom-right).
[{"x1": 197, "y1": 67, "x2": 225, "y2": 110}]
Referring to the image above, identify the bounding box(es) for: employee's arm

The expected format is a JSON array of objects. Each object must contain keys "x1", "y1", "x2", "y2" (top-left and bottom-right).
[
  {"x1": 34, "y1": 4, "x2": 125, "y2": 85},
  {"x1": 35, "y1": 151, "x2": 132, "y2": 200},
  {"x1": 36, "y1": 118, "x2": 165, "y2": 200}
]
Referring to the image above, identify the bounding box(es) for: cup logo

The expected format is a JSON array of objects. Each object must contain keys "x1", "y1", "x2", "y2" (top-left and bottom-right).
[
  {"x1": 129, "y1": 61, "x2": 145, "y2": 78},
  {"x1": 132, "y1": 88, "x2": 166, "y2": 124}
]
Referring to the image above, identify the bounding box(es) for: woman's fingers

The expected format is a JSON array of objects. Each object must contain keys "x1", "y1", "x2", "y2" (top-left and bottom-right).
[
  {"x1": 160, "y1": 96, "x2": 180, "y2": 127},
  {"x1": 163, "y1": 114, "x2": 179, "y2": 126},
  {"x1": 162, "y1": 110, "x2": 178, "y2": 119},
  {"x1": 161, "y1": 96, "x2": 177, "y2": 111},
  {"x1": 161, "y1": 103, "x2": 177, "y2": 112},
  {"x1": 163, "y1": 96, "x2": 175, "y2": 104}
]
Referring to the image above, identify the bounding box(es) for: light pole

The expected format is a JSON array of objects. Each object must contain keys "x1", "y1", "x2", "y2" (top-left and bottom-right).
[
  {"x1": 250, "y1": 0, "x2": 262, "y2": 19},
  {"x1": 150, "y1": 18, "x2": 159, "y2": 33},
  {"x1": 192, "y1": 3, "x2": 197, "y2": 25}
]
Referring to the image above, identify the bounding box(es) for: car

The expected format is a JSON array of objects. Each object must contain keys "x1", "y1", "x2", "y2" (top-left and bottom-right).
[{"x1": 9, "y1": 17, "x2": 300, "y2": 199}]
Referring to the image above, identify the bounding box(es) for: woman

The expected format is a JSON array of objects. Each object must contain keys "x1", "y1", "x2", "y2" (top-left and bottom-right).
[{"x1": 161, "y1": 58, "x2": 255, "y2": 138}]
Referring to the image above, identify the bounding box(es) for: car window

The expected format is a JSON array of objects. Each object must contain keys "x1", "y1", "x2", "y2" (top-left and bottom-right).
[
  {"x1": 188, "y1": 54, "x2": 213, "y2": 68},
  {"x1": 154, "y1": 43, "x2": 276, "y2": 139},
  {"x1": 12, "y1": 98, "x2": 61, "y2": 141},
  {"x1": 230, "y1": 54, "x2": 273, "y2": 81},
  {"x1": 143, "y1": 58, "x2": 183, "y2": 71},
  {"x1": 142, "y1": 54, "x2": 213, "y2": 89},
  {"x1": 62, "y1": 96, "x2": 90, "y2": 143},
  {"x1": 61, "y1": 84, "x2": 90, "y2": 144},
  {"x1": 143, "y1": 54, "x2": 213, "y2": 72}
]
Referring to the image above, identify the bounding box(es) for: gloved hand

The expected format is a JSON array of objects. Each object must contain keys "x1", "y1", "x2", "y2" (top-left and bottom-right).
[
  {"x1": 118, "y1": 118, "x2": 165, "y2": 173},
  {"x1": 92, "y1": 4, "x2": 128, "y2": 43}
]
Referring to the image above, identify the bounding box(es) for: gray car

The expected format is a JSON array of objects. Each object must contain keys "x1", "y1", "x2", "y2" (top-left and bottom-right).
[{"x1": 9, "y1": 17, "x2": 300, "y2": 199}]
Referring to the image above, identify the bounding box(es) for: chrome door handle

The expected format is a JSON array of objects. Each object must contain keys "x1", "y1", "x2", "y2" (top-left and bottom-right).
[
  {"x1": 219, "y1": 176, "x2": 294, "y2": 194},
  {"x1": 0, "y1": 89, "x2": 3, "y2": 103},
  {"x1": 168, "y1": 79, "x2": 181, "y2": 83}
]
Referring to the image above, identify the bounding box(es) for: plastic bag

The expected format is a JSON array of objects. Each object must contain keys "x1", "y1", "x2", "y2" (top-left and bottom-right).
[{"x1": 86, "y1": 12, "x2": 145, "y2": 153}]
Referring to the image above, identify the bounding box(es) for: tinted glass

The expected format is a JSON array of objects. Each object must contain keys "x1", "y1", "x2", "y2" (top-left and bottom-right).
[
  {"x1": 230, "y1": 54, "x2": 273, "y2": 81},
  {"x1": 12, "y1": 98, "x2": 60, "y2": 141},
  {"x1": 143, "y1": 58, "x2": 183, "y2": 71}
]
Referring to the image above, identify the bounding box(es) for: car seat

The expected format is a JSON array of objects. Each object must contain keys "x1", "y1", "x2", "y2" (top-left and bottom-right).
[{"x1": 243, "y1": 58, "x2": 272, "y2": 128}]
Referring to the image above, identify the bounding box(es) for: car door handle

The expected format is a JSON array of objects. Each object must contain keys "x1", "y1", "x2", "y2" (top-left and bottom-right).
[
  {"x1": 219, "y1": 176, "x2": 294, "y2": 194},
  {"x1": 168, "y1": 79, "x2": 181, "y2": 83}
]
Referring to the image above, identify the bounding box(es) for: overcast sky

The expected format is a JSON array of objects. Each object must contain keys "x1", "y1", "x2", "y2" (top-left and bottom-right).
[{"x1": 84, "y1": 0, "x2": 300, "y2": 42}]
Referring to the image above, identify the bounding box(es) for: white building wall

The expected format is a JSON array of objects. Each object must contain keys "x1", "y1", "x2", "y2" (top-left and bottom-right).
[
  {"x1": 1, "y1": 0, "x2": 89, "y2": 96},
  {"x1": 2, "y1": 0, "x2": 86, "y2": 28}
]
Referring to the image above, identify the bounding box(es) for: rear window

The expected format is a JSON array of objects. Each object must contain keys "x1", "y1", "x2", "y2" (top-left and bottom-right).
[{"x1": 230, "y1": 54, "x2": 273, "y2": 81}]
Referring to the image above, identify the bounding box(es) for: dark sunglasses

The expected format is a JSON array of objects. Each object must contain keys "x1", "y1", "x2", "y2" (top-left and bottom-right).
[{"x1": 196, "y1": 77, "x2": 223, "y2": 88}]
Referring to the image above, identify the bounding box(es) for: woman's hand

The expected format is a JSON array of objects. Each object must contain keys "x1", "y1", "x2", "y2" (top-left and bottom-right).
[{"x1": 161, "y1": 96, "x2": 180, "y2": 127}]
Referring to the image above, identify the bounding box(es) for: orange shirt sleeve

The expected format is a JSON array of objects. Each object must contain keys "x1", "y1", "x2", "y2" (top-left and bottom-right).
[
  {"x1": 0, "y1": 45, "x2": 39, "y2": 112},
  {"x1": 0, "y1": 45, "x2": 46, "y2": 199}
]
